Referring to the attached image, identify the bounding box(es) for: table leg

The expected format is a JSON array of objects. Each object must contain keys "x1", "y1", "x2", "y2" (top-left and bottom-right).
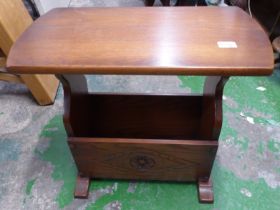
[
  {"x1": 200, "y1": 76, "x2": 229, "y2": 140},
  {"x1": 56, "y1": 74, "x2": 91, "y2": 198},
  {"x1": 198, "y1": 76, "x2": 229, "y2": 203},
  {"x1": 198, "y1": 177, "x2": 214, "y2": 203},
  {"x1": 74, "y1": 175, "x2": 90, "y2": 199},
  {"x1": 56, "y1": 74, "x2": 88, "y2": 137}
]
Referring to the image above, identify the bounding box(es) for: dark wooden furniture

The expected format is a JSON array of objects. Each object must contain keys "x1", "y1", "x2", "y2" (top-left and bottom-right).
[
  {"x1": 7, "y1": 7, "x2": 273, "y2": 203},
  {"x1": 226, "y1": 0, "x2": 248, "y2": 10},
  {"x1": 145, "y1": 0, "x2": 169, "y2": 6},
  {"x1": 145, "y1": 0, "x2": 202, "y2": 6},
  {"x1": 246, "y1": 0, "x2": 280, "y2": 39}
]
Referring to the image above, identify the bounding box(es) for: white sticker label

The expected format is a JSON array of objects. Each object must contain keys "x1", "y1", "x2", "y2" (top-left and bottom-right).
[{"x1": 217, "y1": 41, "x2": 237, "y2": 48}]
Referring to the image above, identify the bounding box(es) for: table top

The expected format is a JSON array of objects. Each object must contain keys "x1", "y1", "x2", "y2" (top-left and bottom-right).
[{"x1": 7, "y1": 7, "x2": 273, "y2": 76}]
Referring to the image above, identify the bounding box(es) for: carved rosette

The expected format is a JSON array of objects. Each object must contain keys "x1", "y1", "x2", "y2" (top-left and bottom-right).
[{"x1": 130, "y1": 155, "x2": 156, "y2": 171}]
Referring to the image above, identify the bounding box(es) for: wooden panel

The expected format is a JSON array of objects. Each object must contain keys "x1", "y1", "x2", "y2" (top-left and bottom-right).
[
  {"x1": 199, "y1": 76, "x2": 228, "y2": 140},
  {"x1": 0, "y1": 72, "x2": 23, "y2": 83},
  {"x1": 69, "y1": 93, "x2": 203, "y2": 139},
  {"x1": 0, "y1": 0, "x2": 33, "y2": 55},
  {"x1": 20, "y1": 74, "x2": 59, "y2": 105},
  {"x1": 7, "y1": 7, "x2": 273, "y2": 75},
  {"x1": 0, "y1": 0, "x2": 59, "y2": 105},
  {"x1": 68, "y1": 137, "x2": 218, "y2": 181}
]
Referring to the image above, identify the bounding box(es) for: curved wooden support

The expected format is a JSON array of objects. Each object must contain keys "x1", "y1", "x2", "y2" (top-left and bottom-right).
[
  {"x1": 198, "y1": 177, "x2": 213, "y2": 203},
  {"x1": 200, "y1": 76, "x2": 229, "y2": 140},
  {"x1": 56, "y1": 74, "x2": 88, "y2": 137}
]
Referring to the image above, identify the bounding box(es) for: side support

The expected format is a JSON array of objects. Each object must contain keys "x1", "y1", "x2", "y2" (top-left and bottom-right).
[
  {"x1": 198, "y1": 76, "x2": 229, "y2": 203},
  {"x1": 56, "y1": 74, "x2": 90, "y2": 199},
  {"x1": 198, "y1": 177, "x2": 213, "y2": 203},
  {"x1": 200, "y1": 76, "x2": 229, "y2": 140},
  {"x1": 56, "y1": 74, "x2": 88, "y2": 137},
  {"x1": 74, "y1": 175, "x2": 90, "y2": 199}
]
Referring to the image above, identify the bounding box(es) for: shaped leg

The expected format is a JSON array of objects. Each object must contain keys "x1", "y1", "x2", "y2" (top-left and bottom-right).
[
  {"x1": 200, "y1": 76, "x2": 229, "y2": 140},
  {"x1": 56, "y1": 74, "x2": 88, "y2": 137},
  {"x1": 198, "y1": 177, "x2": 213, "y2": 203},
  {"x1": 56, "y1": 74, "x2": 91, "y2": 199},
  {"x1": 74, "y1": 175, "x2": 90, "y2": 199}
]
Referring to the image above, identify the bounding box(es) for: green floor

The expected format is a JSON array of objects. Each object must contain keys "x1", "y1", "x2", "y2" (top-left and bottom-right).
[{"x1": 19, "y1": 71, "x2": 280, "y2": 210}]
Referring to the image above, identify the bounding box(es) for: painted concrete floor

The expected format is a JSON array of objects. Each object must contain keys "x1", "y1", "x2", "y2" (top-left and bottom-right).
[{"x1": 1, "y1": 1, "x2": 280, "y2": 209}]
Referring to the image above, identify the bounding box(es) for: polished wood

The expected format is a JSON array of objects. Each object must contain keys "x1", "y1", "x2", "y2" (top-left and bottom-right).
[
  {"x1": 74, "y1": 176, "x2": 90, "y2": 199},
  {"x1": 0, "y1": 0, "x2": 59, "y2": 105},
  {"x1": 0, "y1": 0, "x2": 32, "y2": 56},
  {"x1": 57, "y1": 74, "x2": 225, "y2": 202},
  {"x1": 7, "y1": 7, "x2": 274, "y2": 203},
  {"x1": 0, "y1": 72, "x2": 23, "y2": 84},
  {"x1": 56, "y1": 74, "x2": 89, "y2": 137},
  {"x1": 0, "y1": 49, "x2": 23, "y2": 83},
  {"x1": 20, "y1": 74, "x2": 59, "y2": 105},
  {"x1": 57, "y1": 74, "x2": 203, "y2": 139},
  {"x1": 65, "y1": 93, "x2": 203, "y2": 139},
  {"x1": 200, "y1": 76, "x2": 229, "y2": 140},
  {"x1": 68, "y1": 137, "x2": 218, "y2": 182},
  {"x1": 7, "y1": 7, "x2": 273, "y2": 76},
  {"x1": 198, "y1": 177, "x2": 214, "y2": 203}
]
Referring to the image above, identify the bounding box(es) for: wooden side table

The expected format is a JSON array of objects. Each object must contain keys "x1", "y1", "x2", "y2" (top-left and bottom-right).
[{"x1": 7, "y1": 7, "x2": 273, "y2": 203}]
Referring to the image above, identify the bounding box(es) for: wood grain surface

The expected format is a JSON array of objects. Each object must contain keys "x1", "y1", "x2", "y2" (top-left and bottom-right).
[
  {"x1": 68, "y1": 137, "x2": 218, "y2": 182},
  {"x1": 7, "y1": 7, "x2": 273, "y2": 75},
  {"x1": 67, "y1": 93, "x2": 203, "y2": 139},
  {"x1": 0, "y1": 0, "x2": 59, "y2": 105}
]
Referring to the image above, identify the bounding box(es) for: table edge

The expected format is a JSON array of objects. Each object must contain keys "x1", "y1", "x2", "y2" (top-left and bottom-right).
[{"x1": 6, "y1": 64, "x2": 274, "y2": 76}]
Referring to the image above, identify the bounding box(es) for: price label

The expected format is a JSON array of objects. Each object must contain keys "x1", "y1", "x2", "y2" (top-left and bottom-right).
[{"x1": 217, "y1": 41, "x2": 237, "y2": 48}]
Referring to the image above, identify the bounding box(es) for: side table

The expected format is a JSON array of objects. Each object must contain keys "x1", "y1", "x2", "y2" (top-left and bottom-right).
[{"x1": 7, "y1": 7, "x2": 273, "y2": 203}]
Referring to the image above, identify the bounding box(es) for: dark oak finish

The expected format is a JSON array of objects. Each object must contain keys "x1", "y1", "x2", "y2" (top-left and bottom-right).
[
  {"x1": 74, "y1": 176, "x2": 90, "y2": 199},
  {"x1": 7, "y1": 7, "x2": 273, "y2": 75},
  {"x1": 68, "y1": 138, "x2": 218, "y2": 181},
  {"x1": 145, "y1": 0, "x2": 196, "y2": 6},
  {"x1": 56, "y1": 75, "x2": 89, "y2": 137},
  {"x1": 65, "y1": 92, "x2": 203, "y2": 139},
  {"x1": 6, "y1": 7, "x2": 274, "y2": 203},
  {"x1": 200, "y1": 76, "x2": 229, "y2": 140},
  {"x1": 198, "y1": 177, "x2": 214, "y2": 203},
  {"x1": 58, "y1": 74, "x2": 227, "y2": 202}
]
